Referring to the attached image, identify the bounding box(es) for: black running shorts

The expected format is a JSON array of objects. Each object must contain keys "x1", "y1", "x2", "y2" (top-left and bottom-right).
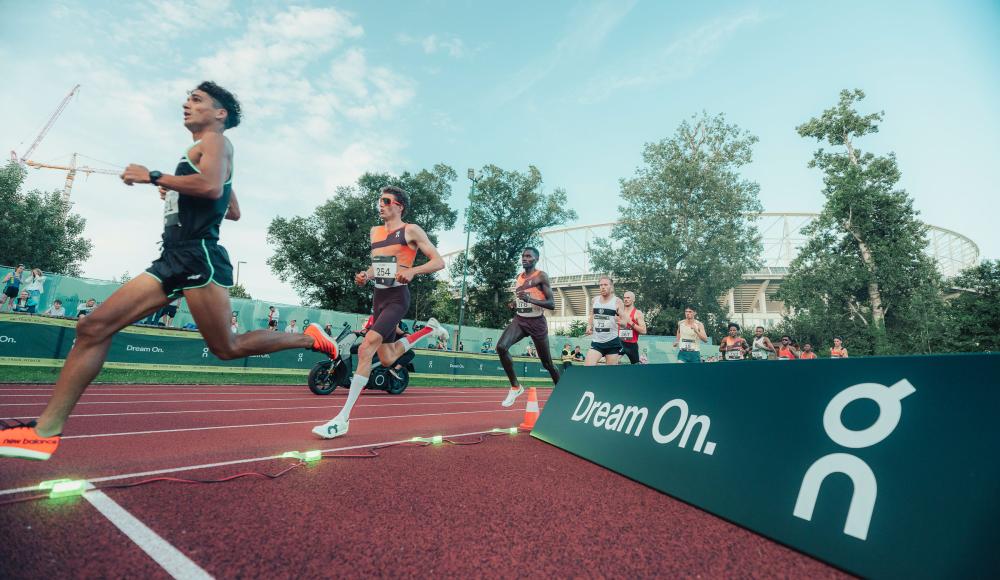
[
  {"x1": 515, "y1": 315, "x2": 549, "y2": 341},
  {"x1": 146, "y1": 239, "x2": 234, "y2": 299},
  {"x1": 590, "y1": 339, "x2": 623, "y2": 357},
  {"x1": 620, "y1": 341, "x2": 640, "y2": 364},
  {"x1": 370, "y1": 285, "x2": 410, "y2": 340}
]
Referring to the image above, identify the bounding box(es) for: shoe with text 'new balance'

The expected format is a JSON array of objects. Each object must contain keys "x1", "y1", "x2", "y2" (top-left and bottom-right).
[
  {"x1": 305, "y1": 323, "x2": 338, "y2": 359},
  {"x1": 1, "y1": 420, "x2": 61, "y2": 461}
]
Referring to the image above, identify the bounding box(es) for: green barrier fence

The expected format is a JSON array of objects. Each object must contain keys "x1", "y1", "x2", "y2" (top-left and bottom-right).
[{"x1": 1, "y1": 264, "x2": 717, "y2": 362}]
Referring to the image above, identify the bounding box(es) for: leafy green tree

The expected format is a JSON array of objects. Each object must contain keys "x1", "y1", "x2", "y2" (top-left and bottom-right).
[
  {"x1": 947, "y1": 260, "x2": 1000, "y2": 352},
  {"x1": 464, "y1": 165, "x2": 576, "y2": 327},
  {"x1": 566, "y1": 319, "x2": 588, "y2": 338},
  {"x1": 780, "y1": 89, "x2": 944, "y2": 354},
  {"x1": 228, "y1": 283, "x2": 251, "y2": 299},
  {"x1": 426, "y1": 280, "x2": 460, "y2": 325},
  {"x1": 590, "y1": 112, "x2": 762, "y2": 335},
  {"x1": 267, "y1": 165, "x2": 458, "y2": 314},
  {"x1": 0, "y1": 162, "x2": 92, "y2": 275}
]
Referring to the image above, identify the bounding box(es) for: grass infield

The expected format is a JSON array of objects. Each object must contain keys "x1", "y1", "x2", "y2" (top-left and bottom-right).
[{"x1": 1, "y1": 366, "x2": 513, "y2": 388}]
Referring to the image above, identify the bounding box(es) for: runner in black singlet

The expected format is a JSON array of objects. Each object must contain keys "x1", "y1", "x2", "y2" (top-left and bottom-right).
[{"x1": 1, "y1": 82, "x2": 338, "y2": 461}]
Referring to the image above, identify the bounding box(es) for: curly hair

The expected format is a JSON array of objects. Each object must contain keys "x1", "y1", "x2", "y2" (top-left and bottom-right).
[{"x1": 196, "y1": 81, "x2": 242, "y2": 129}]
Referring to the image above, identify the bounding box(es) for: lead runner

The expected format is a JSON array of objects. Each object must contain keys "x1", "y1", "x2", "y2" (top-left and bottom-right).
[{"x1": 0, "y1": 82, "x2": 339, "y2": 461}]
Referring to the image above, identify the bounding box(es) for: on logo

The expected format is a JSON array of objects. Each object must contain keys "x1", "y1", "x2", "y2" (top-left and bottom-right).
[
  {"x1": 793, "y1": 379, "x2": 915, "y2": 540},
  {"x1": 0, "y1": 335, "x2": 16, "y2": 343}
]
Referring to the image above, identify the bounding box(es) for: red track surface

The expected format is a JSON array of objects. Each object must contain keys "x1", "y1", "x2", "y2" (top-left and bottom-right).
[{"x1": 0, "y1": 383, "x2": 845, "y2": 578}]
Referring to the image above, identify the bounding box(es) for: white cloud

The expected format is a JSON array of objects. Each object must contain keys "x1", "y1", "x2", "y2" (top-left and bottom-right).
[
  {"x1": 578, "y1": 10, "x2": 765, "y2": 104},
  {"x1": 398, "y1": 33, "x2": 468, "y2": 58}
]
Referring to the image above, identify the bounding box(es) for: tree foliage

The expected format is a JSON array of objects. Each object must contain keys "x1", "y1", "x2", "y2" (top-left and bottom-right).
[
  {"x1": 779, "y1": 90, "x2": 945, "y2": 354},
  {"x1": 464, "y1": 165, "x2": 576, "y2": 328},
  {"x1": 229, "y1": 283, "x2": 252, "y2": 299},
  {"x1": 947, "y1": 260, "x2": 1000, "y2": 352},
  {"x1": 267, "y1": 165, "x2": 458, "y2": 315},
  {"x1": 0, "y1": 162, "x2": 93, "y2": 275},
  {"x1": 590, "y1": 112, "x2": 762, "y2": 335},
  {"x1": 566, "y1": 319, "x2": 588, "y2": 338}
]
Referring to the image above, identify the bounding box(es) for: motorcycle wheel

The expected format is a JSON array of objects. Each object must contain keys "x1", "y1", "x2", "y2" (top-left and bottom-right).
[
  {"x1": 308, "y1": 360, "x2": 337, "y2": 395},
  {"x1": 386, "y1": 367, "x2": 409, "y2": 395}
]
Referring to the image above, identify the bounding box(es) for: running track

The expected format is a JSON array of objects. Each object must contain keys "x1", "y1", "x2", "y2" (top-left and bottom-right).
[{"x1": 0, "y1": 383, "x2": 844, "y2": 578}]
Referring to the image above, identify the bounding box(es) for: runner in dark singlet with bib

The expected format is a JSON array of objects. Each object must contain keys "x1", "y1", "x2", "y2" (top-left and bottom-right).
[
  {"x1": 497, "y1": 247, "x2": 560, "y2": 407},
  {"x1": 1, "y1": 82, "x2": 338, "y2": 461}
]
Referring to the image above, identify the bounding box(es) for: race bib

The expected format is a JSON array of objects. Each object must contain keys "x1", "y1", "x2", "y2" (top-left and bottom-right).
[
  {"x1": 373, "y1": 255, "x2": 397, "y2": 286},
  {"x1": 680, "y1": 340, "x2": 698, "y2": 352},
  {"x1": 163, "y1": 191, "x2": 180, "y2": 227},
  {"x1": 515, "y1": 299, "x2": 533, "y2": 313},
  {"x1": 751, "y1": 350, "x2": 767, "y2": 360},
  {"x1": 619, "y1": 328, "x2": 634, "y2": 340},
  {"x1": 594, "y1": 316, "x2": 613, "y2": 332},
  {"x1": 725, "y1": 349, "x2": 743, "y2": 360}
]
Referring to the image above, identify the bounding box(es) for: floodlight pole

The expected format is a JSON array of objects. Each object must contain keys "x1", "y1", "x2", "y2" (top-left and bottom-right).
[{"x1": 455, "y1": 169, "x2": 478, "y2": 350}]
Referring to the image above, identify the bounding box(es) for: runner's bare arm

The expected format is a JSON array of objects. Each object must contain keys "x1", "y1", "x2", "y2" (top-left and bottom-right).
[
  {"x1": 121, "y1": 133, "x2": 231, "y2": 200},
  {"x1": 529, "y1": 273, "x2": 556, "y2": 310},
  {"x1": 633, "y1": 310, "x2": 647, "y2": 334},
  {"x1": 396, "y1": 225, "x2": 443, "y2": 283},
  {"x1": 225, "y1": 190, "x2": 240, "y2": 221}
]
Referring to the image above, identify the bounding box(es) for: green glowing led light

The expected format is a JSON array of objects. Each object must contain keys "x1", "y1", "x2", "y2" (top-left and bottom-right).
[
  {"x1": 508, "y1": 427, "x2": 518, "y2": 435},
  {"x1": 48, "y1": 480, "x2": 87, "y2": 499},
  {"x1": 431, "y1": 435, "x2": 443, "y2": 445},
  {"x1": 38, "y1": 478, "x2": 73, "y2": 490},
  {"x1": 280, "y1": 451, "x2": 302, "y2": 459},
  {"x1": 302, "y1": 450, "x2": 322, "y2": 462},
  {"x1": 410, "y1": 436, "x2": 424, "y2": 442}
]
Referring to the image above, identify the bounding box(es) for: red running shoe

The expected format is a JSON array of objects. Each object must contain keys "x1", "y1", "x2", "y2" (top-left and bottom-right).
[
  {"x1": 304, "y1": 323, "x2": 338, "y2": 359},
  {"x1": 1, "y1": 420, "x2": 61, "y2": 461}
]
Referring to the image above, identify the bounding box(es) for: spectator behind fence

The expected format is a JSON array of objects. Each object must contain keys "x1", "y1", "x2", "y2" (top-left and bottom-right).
[
  {"x1": 573, "y1": 345, "x2": 585, "y2": 362},
  {"x1": 77, "y1": 298, "x2": 97, "y2": 317},
  {"x1": 12, "y1": 290, "x2": 35, "y2": 313},
  {"x1": 284, "y1": 319, "x2": 297, "y2": 333},
  {"x1": 561, "y1": 343, "x2": 573, "y2": 370},
  {"x1": 267, "y1": 306, "x2": 279, "y2": 330},
  {"x1": 23, "y1": 268, "x2": 46, "y2": 309},
  {"x1": 43, "y1": 299, "x2": 66, "y2": 317},
  {"x1": 230, "y1": 315, "x2": 239, "y2": 334},
  {"x1": 1, "y1": 264, "x2": 25, "y2": 312}
]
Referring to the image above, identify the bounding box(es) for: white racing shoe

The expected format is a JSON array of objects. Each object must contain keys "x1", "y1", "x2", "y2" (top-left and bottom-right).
[
  {"x1": 424, "y1": 317, "x2": 449, "y2": 342},
  {"x1": 312, "y1": 417, "x2": 349, "y2": 439},
  {"x1": 501, "y1": 385, "x2": 525, "y2": 408}
]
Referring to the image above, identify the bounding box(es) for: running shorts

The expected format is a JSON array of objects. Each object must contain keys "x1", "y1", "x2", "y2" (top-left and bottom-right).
[{"x1": 146, "y1": 239, "x2": 234, "y2": 299}]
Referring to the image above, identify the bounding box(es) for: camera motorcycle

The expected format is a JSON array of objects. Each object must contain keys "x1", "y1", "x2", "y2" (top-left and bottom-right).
[{"x1": 307, "y1": 322, "x2": 415, "y2": 396}]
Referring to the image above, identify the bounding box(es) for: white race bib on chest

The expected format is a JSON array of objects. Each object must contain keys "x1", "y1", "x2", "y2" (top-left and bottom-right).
[{"x1": 373, "y1": 255, "x2": 397, "y2": 285}]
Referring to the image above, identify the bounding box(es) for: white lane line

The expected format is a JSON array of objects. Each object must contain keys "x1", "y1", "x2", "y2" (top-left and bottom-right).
[
  {"x1": 0, "y1": 398, "x2": 548, "y2": 419},
  {"x1": 0, "y1": 391, "x2": 511, "y2": 398},
  {"x1": 0, "y1": 428, "x2": 512, "y2": 496},
  {"x1": 83, "y1": 484, "x2": 212, "y2": 580},
  {"x1": 61, "y1": 407, "x2": 536, "y2": 439},
  {"x1": 0, "y1": 394, "x2": 545, "y2": 408}
]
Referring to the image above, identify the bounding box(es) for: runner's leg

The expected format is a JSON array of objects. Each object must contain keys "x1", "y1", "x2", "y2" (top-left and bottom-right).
[
  {"x1": 183, "y1": 283, "x2": 312, "y2": 358},
  {"x1": 34, "y1": 274, "x2": 170, "y2": 436},
  {"x1": 496, "y1": 320, "x2": 529, "y2": 387},
  {"x1": 531, "y1": 334, "x2": 560, "y2": 385}
]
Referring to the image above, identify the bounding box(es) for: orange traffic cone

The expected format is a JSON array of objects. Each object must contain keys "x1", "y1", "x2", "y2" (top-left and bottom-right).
[{"x1": 519, "y1": 387, "x2": 540, "y2": 431}]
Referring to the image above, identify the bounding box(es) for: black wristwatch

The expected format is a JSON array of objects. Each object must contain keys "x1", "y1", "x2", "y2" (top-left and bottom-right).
[{"x1": 149, "y1": 170, "x2": 163, "y2": 185}]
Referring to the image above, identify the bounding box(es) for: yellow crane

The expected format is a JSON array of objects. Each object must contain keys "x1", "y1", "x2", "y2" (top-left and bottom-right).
[{"x1": 25, "y1": 154, "x2": 121, "y2": 205}]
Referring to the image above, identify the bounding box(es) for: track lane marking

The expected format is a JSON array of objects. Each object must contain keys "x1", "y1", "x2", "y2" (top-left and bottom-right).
[
  {"x1": 0, "y1": 428, "x2": 516, "y2": 496},
  {"x1": 82, "y1": 484, "x2": 212, "y2": 580},
  {"x1": 0, "y1": 394, "x2": 547, "y2": 408},
  {"x1": 0, "y1": 398, "x2": 548, "y2": 419}
]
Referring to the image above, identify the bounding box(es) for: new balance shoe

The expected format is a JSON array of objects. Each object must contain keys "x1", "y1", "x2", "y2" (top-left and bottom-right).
[
  {"x1": 424, "y1": 317, "x2": 449, "y2": 342},
  {"x1": 0, "y1": 420, "x2": 61, "y2": 461},
  {"x1": 501, "y1": 385, "x2": 525, "y2": 408},
  {"x1": 312, "y1": 417, "x2": 349, "y2": 439},
  {"x1": 305, "y1": 323, "x2": 338, "y2": 359}
]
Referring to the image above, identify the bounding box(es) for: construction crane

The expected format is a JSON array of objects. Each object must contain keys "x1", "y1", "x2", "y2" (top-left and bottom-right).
[
  {"x1": 25, "y1": 153, "x2": 121, "y2": 205},
  {"x1": 10, "y1": 84, "x2": 81, "y2": 165}
]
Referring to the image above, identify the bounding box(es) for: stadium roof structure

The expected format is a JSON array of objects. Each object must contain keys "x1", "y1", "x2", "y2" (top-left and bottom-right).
[{"x1": 441, "y1": 212, "x2": 980, "y2": 331}]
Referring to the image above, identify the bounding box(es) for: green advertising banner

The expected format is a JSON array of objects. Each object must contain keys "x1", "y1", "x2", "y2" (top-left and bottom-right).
[
  {"x1": 0, "y1": 315, "x2": 552, "y2": 381},
  {"x1": 531, "y1": 355, "x2": 1000, "y2": 578}
]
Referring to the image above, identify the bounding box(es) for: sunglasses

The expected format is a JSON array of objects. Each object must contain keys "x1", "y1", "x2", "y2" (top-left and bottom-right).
[{"x1": 379, "y1": 197, "x2": 403, "y2": 207}]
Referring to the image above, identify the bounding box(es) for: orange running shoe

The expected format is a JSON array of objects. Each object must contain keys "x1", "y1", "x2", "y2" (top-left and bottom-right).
[
  {"x1": 304, "y1": 323, "x2": 338, "y2": 359},
  {"x1": 1, "y1": 420, "x2": 60, "y2": 461}
]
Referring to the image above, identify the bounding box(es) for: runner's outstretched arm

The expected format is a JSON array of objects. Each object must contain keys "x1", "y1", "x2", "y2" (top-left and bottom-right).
[{"x1": 121, "y1": 132, "x2": 230, "y2": 199}]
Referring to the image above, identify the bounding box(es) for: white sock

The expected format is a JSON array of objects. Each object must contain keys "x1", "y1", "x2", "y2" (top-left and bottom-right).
[{"x1": 336, "y1": 373, "x2": 368, "y2": 421}]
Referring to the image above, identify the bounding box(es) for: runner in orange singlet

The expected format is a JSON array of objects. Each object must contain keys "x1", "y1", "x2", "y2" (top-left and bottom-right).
[
  {"x1": 776, "y1": 335, "x2": 799, "y2": 360},
  {"x1": 498, "y1": 247, "x2": 560, "y2": 407},
  {"x1": 830, "y1": 336, "x2": 849, "y2": 358}
]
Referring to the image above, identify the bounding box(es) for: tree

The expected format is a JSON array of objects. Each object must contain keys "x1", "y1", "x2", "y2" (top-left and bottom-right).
[
  {"x1": 780, "y1": 89, "x2": 944, "y2": 354},
  {"x1": 229, "y1": 283, "x2": 252, "y2": 299},
  {"x1": 590, "y1": 112, "x2": 762, "y2": 335},
  {"x1": 566, "y1": 319, "x2": 588, "y2": 338},
  {"x1": 464, "y1": 165, "x2": 576, "y2": 327},
  {"x1": 0, "y1": 161, "x2": 93, "y2": 275},
  {"x1": 947, "y1": 260, "x2": 1000, "y2": 352},
  {"x1": 267, "y1": 165, "x2": 458, "y2": 314}
]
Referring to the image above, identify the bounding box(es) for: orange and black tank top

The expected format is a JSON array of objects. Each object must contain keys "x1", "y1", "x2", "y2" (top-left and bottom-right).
[
  {"x1": 830, "y1": 347, "x2": 847, "y2": 358},
  {"x1": 514, "y1": 270, "x2": 545, "y2": 318},
  {"x1": 371, "y1": 224, "x2": 417, "y2": 289},
  {"x1": 777, "y1": 346, "x2": 798, "y2": 360}
]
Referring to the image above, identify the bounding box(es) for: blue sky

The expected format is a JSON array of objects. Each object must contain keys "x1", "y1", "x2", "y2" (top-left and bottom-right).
[{"x1": 2, "y1": 0, "x2": 997, "y2": 304}]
